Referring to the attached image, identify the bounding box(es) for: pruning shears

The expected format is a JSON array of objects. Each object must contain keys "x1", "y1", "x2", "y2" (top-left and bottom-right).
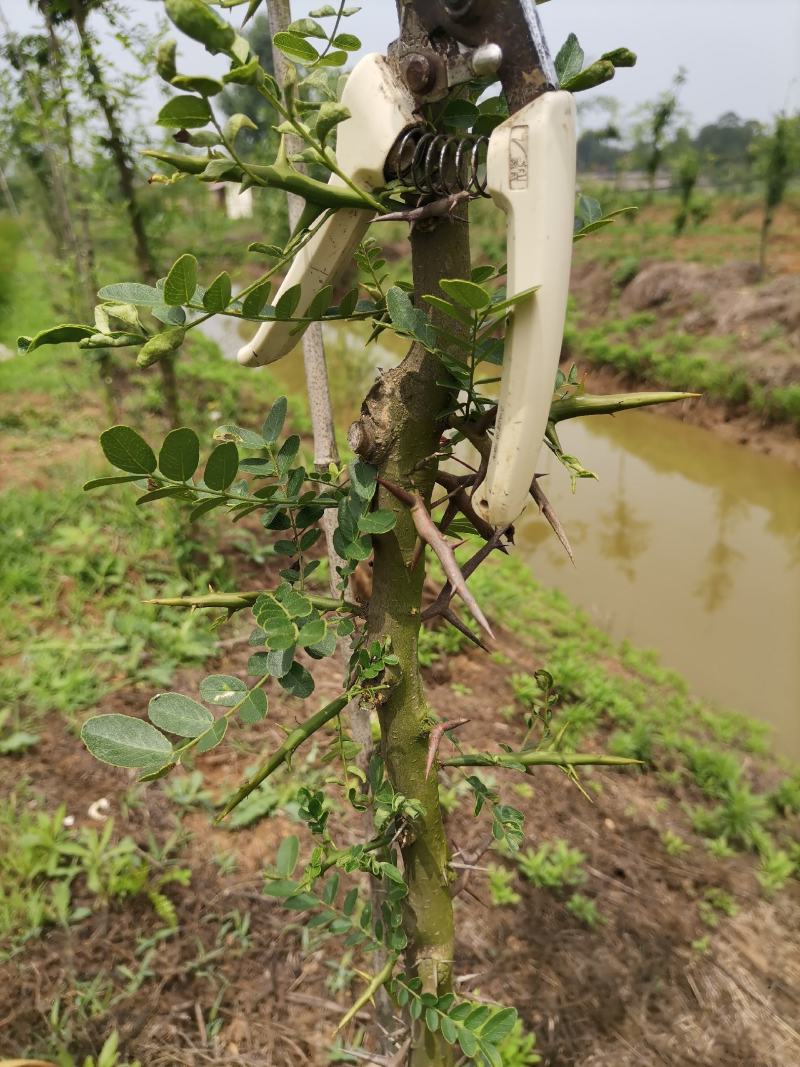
[{"x1": 238, "y1": 0, "x2": 576, "y2": 530}]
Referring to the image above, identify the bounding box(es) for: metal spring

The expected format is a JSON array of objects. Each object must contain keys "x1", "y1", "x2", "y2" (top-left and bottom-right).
[{"x1": 393, "y1": 128, "x2": 490, "y2": 198}]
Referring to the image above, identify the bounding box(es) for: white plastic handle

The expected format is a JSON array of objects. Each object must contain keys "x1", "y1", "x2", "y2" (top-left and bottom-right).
[
  {"x1": 238, "y1": 54, "x2": 417, "y2": 367},
  {"x1": 473, "y1": 90, "x2": 577, "y2": 529}
]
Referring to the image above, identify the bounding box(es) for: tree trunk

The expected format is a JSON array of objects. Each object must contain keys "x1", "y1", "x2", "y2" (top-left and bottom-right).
[
  {"x1": 39, "y1": 11, "x2": 118, "y2": 421},
  {"x1": 355, "y1": 216, "x2": 472, "y2": 1066},
  {"x1": 758, "y1": 211, "x2": 771, "y2": 281},
  {"x1": 0, "y1": 164, "x2": 18, "y2": 215},
  {"x1": 71, "y1": 5, "x2": 180, "y2": 426}
]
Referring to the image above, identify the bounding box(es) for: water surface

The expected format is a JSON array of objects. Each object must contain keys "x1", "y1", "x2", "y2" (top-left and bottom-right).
[{"x1": 207, "y1": 317, "x2": 800, "y2": 758}]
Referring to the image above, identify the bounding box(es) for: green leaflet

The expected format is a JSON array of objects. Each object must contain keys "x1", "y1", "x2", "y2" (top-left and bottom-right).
[
  {"x1": 165, "y1": 0, "x2": 236, "y2": 55},
  {"x1": 100, "y1": 426, "x2": 157, "y2": 475},
  {"x1": 148, "y1": 693, "x2": 214, "y2": 737},
  {"x1": 159, "y1": 427, "x2": 200, "y2": 481},
  {"x1": 164, "y1": 254, "x2": 199, "y2": 306},
  {"x1": 204, "y1": 442, "x2": 239, "y2": 490},
  {"x1": 157, "y1": 94, "x2": 212, "y2": 129},
  {"x1": 81, "y1": 714, "x2": 172, "y2": 769}
]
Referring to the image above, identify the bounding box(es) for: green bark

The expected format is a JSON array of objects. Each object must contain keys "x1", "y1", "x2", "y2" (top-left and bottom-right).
[{"x1": 356, "y1": 219, "x2": 471, "y2": 1066}]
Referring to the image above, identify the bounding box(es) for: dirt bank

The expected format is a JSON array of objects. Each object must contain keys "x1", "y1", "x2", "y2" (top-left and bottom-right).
[
  {"x1": 567, "y1": 257, "x2": 800, "y2": 464},
  {"x1": 578, "y1": 362, "x2": 800, "y2": 468}
]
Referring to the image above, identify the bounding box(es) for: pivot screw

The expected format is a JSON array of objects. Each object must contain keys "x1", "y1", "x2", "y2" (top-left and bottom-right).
[
  {"x1": 402, "y1": 53, "x2": 436, "y2": 94},
  {"x1": 445, "y1": 0, "x2": 475, "y2": 18},
  {"x1": 471, "y1": 43, "x2": 503, "y2": 77}
]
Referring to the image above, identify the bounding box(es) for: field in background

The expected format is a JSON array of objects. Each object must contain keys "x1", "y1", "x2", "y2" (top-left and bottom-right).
[{"x1": 1, "y1": 182, "x2": 800, "y2": 1064}]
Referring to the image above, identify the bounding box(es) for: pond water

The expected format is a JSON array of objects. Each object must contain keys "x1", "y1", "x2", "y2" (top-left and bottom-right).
[{"x1": 204, "y1": 317, "x2": 800, "y2": 759}]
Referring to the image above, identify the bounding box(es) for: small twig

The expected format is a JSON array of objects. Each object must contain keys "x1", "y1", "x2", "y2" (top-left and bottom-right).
[
  {"x1": 388, "y1": 1038, "x2": 412, "y2": 1067},
  {"x1": 216, "y1": 693, "x2": 352, "y2": 820},
  {"x1": 374, "y1": 191, "x2": 470, "y2": 224},
  {"x1": 451, "y1": 835, "x2": 495, "y2": 898},
  {"x1": 442, "y1": 750, "x2": 642, "y2": 770},
  {"x1": 145, "y1": 590, "x2": 363, "y2": 615},
  {"x1": 433, "y1": 471, "x2": 501, "y2": 544},
  {"x1": 378, "y1": 479, "x2": 494, "y2": 639},
  {"x1": 425, "y1": 718, "x2": 469, "y2": 779}
]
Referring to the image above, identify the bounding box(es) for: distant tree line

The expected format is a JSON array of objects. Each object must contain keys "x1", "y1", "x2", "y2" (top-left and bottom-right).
[{"x1": 578, "y1": 108, "x2": 787, "y2": 188}]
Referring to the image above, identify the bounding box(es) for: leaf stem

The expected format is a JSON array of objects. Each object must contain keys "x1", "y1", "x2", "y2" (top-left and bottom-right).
[
  {"x1": 216, "y1": 690, "x2": 359, "y2": 820},
  {"x1": 442, "y1": 751, "x2": 642, "y2": 770},
  {"x1": 144, "y1": 591, "x2": 362, "y2": 614},
  {"x1": 335, "y1": 953, "x2": 399, "y2": 1033}
]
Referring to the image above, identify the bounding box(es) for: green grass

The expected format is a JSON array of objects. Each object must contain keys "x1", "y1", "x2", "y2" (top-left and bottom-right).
[
  {"x1": 0, "y1": 477, "x2": 222, "y2": 728},
  {"x1": 486, "y1": 863, "x2": 522, "y2": 907},
  {"x1": 565, "y1": 892, "x2": 603, "y2": 928},
  {"x1": 465, "y1": 549, "x2": 796, "y2": 869},
  {"x1": 0, "y1": 787, "x2": 190, "y2": 956},
  {"x1": 517, "y1": 839, "x2": 587, "y2": 888},
  {"x1": 0, "y1": 218, "x2": 64, "y2": 354}
]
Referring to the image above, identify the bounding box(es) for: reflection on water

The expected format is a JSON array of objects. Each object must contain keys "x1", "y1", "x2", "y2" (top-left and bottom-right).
[
  {"x1": 597, "y1": 453, "x2": 651, "y2": 581},
  {"x1": 694, "y1": 493, "x2": 745, "y2": 613},
  {"x1": 521, "y1": 412, "x2": 800, "y2": 758},
  {"x1": 206, "y1": 315, "x2": 800, "y2": 758}
]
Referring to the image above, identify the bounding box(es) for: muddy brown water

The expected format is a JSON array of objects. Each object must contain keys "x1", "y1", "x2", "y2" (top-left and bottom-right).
[{"x1": 205, "y1": 317, "x2": 800, "y2": 759}]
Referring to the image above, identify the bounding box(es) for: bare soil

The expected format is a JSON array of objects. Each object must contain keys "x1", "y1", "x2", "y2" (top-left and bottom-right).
[{"x1": 2, "y1": 610, "x2": 799, "y2": 1066}]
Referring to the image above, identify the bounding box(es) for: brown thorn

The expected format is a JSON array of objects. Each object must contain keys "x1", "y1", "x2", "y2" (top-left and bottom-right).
[
  {"x1": 473, "y1": 405, "x2": 498, "y2": 435},
  {"x1": 462, "y1": 884, "x2": 488, "y2": 908},
  {"x1": 408, "y1": 537, "x2": 425, "y2": 572},
  {"x1": 429, "y1": 484, "x2": 463, "y2": 512},
  {"x1": 450, "y1": 454, "x2": 480, "y2": 474},
  {"x1": 425, "y1": 718, "x2": 469, "y2": 780},
  {"x1": 434, "y1": 471, "x2": 501, "y2": 545},
  {"x1": 374, "y1": 190, "x2": 470, "y2": 225},
  {"x1": 530, "y1": 476, "x2": 575, "y2": 564},
  {"x1": 437, "y1": 497, "x2": 460, "y2": 537},
  {"x1": 379, "y1": 477, "x2": 494, "y2": 639},
  {"x1": 421, "y1": 528, "x2": 507, "y2": 629},
  {"x1": 438, "y1": 605, "x2": 490, "y2": 652},
  {"x1": 376, "y1": 476, "x2": 416, "y2": 508},
  {"x1": 448, "y1": 415, "x2": 572, "y2": 562},
  {"x1": 409, "y1": 495, "x2": 494, "y2": 639}
]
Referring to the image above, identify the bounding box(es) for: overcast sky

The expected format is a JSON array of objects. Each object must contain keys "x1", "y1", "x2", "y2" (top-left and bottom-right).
[{"x1": 3, "y1": 0, "x2": 799, "y2": 130}]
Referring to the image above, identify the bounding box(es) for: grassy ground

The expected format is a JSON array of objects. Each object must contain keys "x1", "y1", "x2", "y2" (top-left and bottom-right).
[{"x1": 2, "y1": 289, "x2": 800, "y2": 1065}]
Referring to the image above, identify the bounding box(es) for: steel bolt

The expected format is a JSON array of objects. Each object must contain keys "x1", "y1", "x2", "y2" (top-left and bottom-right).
[{"x1": 402, "y1": 53, "x2": 436, "y2": 95}]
